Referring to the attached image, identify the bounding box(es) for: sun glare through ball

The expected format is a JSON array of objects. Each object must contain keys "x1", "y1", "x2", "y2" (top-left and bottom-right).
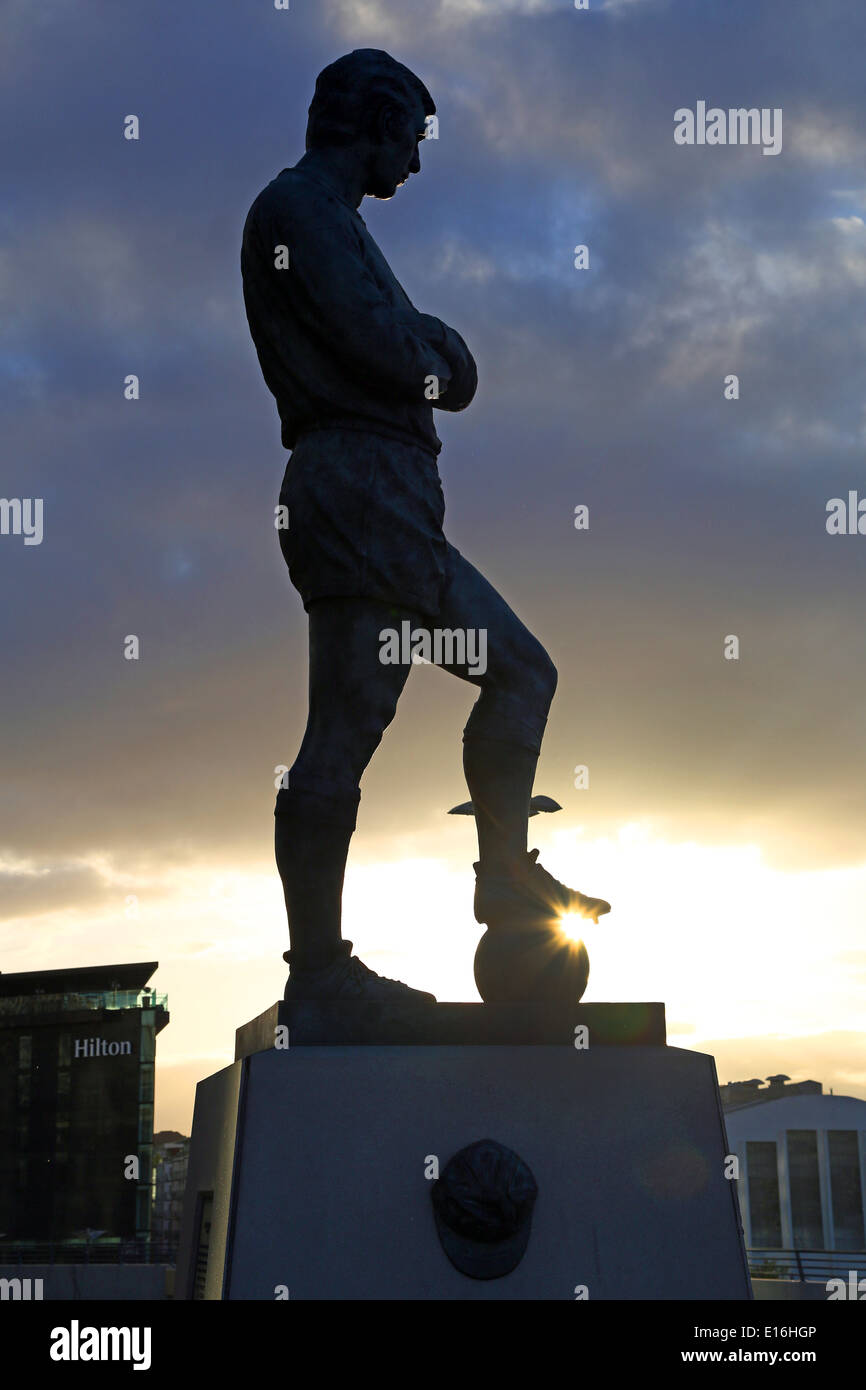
[{"x1": 557, "y1": 911, "x2": 585, "y2": 943}]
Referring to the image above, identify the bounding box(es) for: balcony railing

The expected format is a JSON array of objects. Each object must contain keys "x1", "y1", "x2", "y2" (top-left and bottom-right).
[
  {"x1": 0, "y1": 1240, "x2": 177, "y2": 1266},
  {"x1": 0, "y1": 989, "x2": 168, "y2": 1017},
  {"x1": 748, "y1": 1248, "x2": 866, "y2": 1282}
]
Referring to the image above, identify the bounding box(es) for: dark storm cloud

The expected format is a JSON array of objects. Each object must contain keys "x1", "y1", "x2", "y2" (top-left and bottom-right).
[{"x1": 2, "y1": 0, "x2": 865, "y2": 878}]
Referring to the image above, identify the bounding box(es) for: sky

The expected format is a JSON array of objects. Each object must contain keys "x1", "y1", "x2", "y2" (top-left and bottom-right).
[{"x1": 1, "y1": 0, "x2": 865, "y2": 1132}]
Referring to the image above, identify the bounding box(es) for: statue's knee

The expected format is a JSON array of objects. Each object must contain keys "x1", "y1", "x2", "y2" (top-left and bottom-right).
[
  {"x1": 354, "y1": 690, "x2": 402, "y2": 761},
  {"x1": 542, "y1": 653, "x2": 558, "y2": 702},
  {"x1": 527, "y1": 646, "x2": 557, "y2": 711}
]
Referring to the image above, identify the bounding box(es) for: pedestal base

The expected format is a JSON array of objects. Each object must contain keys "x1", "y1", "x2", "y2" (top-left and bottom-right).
[{"x1": 176, "y1": 1003, "x2": 750, "y2": 1300}]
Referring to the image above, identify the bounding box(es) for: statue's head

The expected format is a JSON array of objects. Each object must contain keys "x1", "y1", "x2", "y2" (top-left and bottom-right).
[{"x1": 306, "y1": 49, "x2": 435, "y2": 200}]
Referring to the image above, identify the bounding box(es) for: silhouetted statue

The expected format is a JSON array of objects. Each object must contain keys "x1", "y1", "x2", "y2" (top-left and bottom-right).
[{"x1": 241, "y1": 50, "x2": 610, "y2": 1004}]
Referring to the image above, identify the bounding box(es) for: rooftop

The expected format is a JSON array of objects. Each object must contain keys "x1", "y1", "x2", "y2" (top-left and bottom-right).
[
  {"x1": 720, "y1": 1075, "x2": 823, "y2": 1110},
  {"x1": 0, "y1": 961, "x2": 159, "y2": 998}
]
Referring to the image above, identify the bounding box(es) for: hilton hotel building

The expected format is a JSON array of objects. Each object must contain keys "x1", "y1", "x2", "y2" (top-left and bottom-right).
[{"x1": 0, "y1": 962, "x2": 169, "y2": 1243}]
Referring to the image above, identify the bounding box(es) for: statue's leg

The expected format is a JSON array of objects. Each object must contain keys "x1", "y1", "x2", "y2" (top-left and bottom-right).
[
  {"x1": 433, "y1": 546, "x2": 557, "y2": 875},
  {"x1": 433, "y1": 546, "x2": 611, "y2": 926},
  {"x1": 275, "y1": 595, "x2": 412, "y2": 971}
]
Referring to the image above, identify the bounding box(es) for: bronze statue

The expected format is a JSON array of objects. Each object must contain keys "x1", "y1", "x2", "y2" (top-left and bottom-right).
[{"x1": 241, "y1": 50, "x2": 610, "y2": 1004}]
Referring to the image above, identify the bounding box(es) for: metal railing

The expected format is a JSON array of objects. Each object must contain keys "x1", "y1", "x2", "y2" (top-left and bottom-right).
[
  {"x1": 0, "y1": 1241, "x2": 177, "y2": 1266},
  {"x1": 748, "y1": 1248, "x2": 866, "y2": 1282},
  {"x1": 0, "y1": 990, "x2": 168, "y2": 1017}
]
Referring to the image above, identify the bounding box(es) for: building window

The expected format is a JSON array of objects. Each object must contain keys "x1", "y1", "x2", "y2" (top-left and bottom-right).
[
  {"x1": 55, "y1": 1115, "x2": 69, "y2": 1160},
  {"x1": 135, "y1": 1186, "x2": 151, "y2": 1235},
  {"x1": 18, "y1": 1036, "x2": 32, "y2": 1069},
  {"x1": 138, "y1": 1104, "x2": 153, "y2": 1145},
  {"x1": 746, "y1": 1141, "x2": 782, "y2": 1247},
  {"x1": 828, "y1": 1130, "x2": 865, "y2": 1251},
  {"x1": 139, "y1": 1064, "x2": 154, "y2": 1104},
  {"x1": 787, "y1": 1130, "x2": 824, "y2": 1248},
  {"x1": 192, "y1": 1193, "x2": 214, "y2": 1300}
]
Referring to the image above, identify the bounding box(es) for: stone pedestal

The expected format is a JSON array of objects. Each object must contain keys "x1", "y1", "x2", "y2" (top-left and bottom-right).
[{"x1": 175, "y1": 1002, "x2": 751, "y2": 1300}]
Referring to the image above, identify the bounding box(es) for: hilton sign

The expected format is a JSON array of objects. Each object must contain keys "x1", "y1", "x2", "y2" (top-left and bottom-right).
[{"x1": 74, "y1": 1039, "x2": 133, "y2": 1058}]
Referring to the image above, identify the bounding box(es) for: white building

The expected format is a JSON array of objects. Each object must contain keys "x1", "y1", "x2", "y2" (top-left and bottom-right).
[{"x1": 723, "y1": 1079, "x2": 866, "y2": 1269}]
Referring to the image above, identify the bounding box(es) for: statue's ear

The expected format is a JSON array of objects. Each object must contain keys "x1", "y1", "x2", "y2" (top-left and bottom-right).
[{"x1": 377, "y1": 100, "x2": 405, "y2": 143}]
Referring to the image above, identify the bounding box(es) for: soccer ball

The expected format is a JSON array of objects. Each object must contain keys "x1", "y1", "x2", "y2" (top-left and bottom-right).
[{"x1": 473, "y1": 921, "x2": 590, "y2": 1005}]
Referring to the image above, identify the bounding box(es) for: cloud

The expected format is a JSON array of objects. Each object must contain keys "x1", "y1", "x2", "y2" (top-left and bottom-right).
[
  {"x1": 0, "y1": 858, "x2": 116, "y2": 920},
  {"x1": 788, "y1": 110, "x2": 866, "y2": 166},
  {"x1": 831, "y1": 215, "x2": 866, "y2": 233},
  {"x1": 602, "y1": 0, "x2": 670, "y2": 12},
  {"x1": 4, "y1": 0, "x2": 866, "y2": 1211},
  {"x1": 326, "y1": 0, "x2": 558, "y2": 37},
  {"x1": 2, "y1": 2, "x2": 866, "y2": 916}
]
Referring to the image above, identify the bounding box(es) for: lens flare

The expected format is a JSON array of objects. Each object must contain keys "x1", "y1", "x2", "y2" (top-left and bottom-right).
[{"x1": 557, "y1": 911, "x2": 585, "y2": 943}]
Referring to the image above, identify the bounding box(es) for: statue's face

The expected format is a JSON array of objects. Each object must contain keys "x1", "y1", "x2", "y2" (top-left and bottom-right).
[{"x1": 366, "y1": 95, "x2": 430, "y2": 200}]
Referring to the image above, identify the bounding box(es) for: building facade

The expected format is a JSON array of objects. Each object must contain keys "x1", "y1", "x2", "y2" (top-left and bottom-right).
[
  {"x1": 152, "y1": 1133, "x2": 189, "y2": 1249},
  {"x1": 0, "y1": 962, "x2": 169, "y2": 1245},
  {"x1": 723, "y1": 1078, "x2": 866, "y2": 1255}
]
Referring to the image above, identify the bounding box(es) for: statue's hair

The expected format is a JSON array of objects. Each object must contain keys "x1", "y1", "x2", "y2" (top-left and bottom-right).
[{"x1": 306, "y1": 49, "x2": 435, "y2": 150}]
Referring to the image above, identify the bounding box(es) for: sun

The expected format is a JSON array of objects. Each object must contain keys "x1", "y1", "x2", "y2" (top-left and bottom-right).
[{"x1": 557, "y1": 911, "x2": 586, "y2": 944}]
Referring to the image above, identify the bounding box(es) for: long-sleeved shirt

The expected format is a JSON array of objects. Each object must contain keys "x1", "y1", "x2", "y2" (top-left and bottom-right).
[{"x1": 241, "y1": 164, "x2": 478, "y2": 456}]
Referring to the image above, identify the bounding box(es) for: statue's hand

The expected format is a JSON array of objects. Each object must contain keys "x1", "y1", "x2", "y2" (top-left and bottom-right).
[
  {"x1": 388, "y1": 307, "x2": 477, "y2": 408},
  {"x1": 417, "y1": 314, "x2": 478, "y2": 410}
]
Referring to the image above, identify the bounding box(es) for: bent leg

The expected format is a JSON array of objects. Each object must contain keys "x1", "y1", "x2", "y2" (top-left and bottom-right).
[
  {"x1": 429, "y1": 549, "x2": 609, "y2": 925},
  {"x1": 433, "y1": 548, "x2": 558, "y2": 874}
]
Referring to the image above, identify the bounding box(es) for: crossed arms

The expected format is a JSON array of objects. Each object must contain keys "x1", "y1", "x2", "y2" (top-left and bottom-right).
[{"x1": 265, "y1": 196, "x2": 478, "y2": 412}]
